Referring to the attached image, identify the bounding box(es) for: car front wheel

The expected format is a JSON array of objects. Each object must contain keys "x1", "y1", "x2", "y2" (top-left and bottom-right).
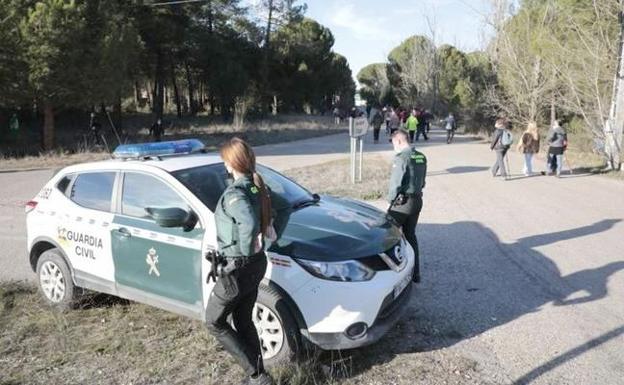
[
  {"x1": 254, "y1": 284, "x2": 301, "y2": 367},
  {"x1": 36, "y1": 249, "x2": 78, "y2": 310}
]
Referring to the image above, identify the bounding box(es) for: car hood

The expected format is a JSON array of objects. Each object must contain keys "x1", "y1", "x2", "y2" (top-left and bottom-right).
[{"x1": 269, "y1": 195, "x2": 401, "y2": 261}]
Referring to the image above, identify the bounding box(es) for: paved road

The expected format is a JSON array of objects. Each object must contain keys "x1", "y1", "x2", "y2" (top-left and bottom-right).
[{"x1": 1, "y1": 128, "x2": 623, "y2": 384}]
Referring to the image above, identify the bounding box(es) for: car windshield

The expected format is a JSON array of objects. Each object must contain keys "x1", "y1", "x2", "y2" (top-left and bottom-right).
[{"x1": 172, "y1": 163, "x2": 313, "y2": 212}]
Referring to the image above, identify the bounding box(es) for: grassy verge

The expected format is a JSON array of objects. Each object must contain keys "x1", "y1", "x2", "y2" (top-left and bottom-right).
[
  {"x1": 284, "y1": 157, "x2": 392, "y2": 201},
  {"x1": 0, "y1": 281, "x2": 490, "y2": 385},
  {"x1": 0, "y1": 115, "x2": 343, "y2": 171}
]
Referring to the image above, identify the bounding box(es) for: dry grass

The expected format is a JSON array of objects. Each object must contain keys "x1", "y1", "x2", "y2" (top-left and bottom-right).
[
  {"x1": 0, "y1": 115, "x2": 343, "y2": 171},
  {"x1": 284, "y1": 157, "x2": 392, "y2": 202},
  {"x1": 0, "y1": 282, "x2": 493, "y2": 385}
]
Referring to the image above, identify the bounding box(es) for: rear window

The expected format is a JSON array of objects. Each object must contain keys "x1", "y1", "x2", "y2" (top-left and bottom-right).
[
  {"x1": 70, "y1": 172, "x2": 116, "y2": 211},
  {"x1": 56, "y1": 175, "x2": 72, "y2": 195}
]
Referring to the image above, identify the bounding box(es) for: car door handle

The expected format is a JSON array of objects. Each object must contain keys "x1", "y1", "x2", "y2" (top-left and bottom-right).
[{"x1": 115, "y1": 227, "x2": 131, "y2": 238}]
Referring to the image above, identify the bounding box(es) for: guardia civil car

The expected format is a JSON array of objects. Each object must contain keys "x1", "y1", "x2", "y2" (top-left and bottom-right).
[{"x1": 25, "y1": 139, "x2": 414, "y2": 365}]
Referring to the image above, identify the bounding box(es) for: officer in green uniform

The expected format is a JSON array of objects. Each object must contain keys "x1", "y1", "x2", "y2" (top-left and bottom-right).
[
  {"x1": 206, "y1": 138, "x2": 284, "y2": 385},
  {"x1": 387, "y1": 129, "x2": 427, "y2": 283}
]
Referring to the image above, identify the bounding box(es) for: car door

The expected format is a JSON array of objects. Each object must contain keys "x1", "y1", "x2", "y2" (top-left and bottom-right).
[
  {"x1": 111, "y1": 171, "x2": 204, "y2": 312},
  {"x1": 60, "y1": 171, "x2": 117, "y2": 287}
]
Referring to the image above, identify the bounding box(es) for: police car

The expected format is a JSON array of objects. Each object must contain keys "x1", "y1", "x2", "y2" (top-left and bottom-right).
[{"x1": 25, "y1": 139, "x2": 414, "y2": 366}]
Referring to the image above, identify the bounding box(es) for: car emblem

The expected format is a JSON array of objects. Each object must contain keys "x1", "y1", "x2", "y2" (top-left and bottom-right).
[
  {"x1": 57, "y1": 227, "x2": 68, "y2": 246},
  {"x1": 146, "y1": 248, "x2": 160, "y2": 277},
  {"x1": 394, "y1": 245, "x2": 404, "y2": 263}
]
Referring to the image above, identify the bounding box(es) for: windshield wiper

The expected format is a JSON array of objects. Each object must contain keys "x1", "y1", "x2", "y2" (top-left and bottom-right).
[{"x1": 292, "y1": 194, "x2": 320, "y2": 209}]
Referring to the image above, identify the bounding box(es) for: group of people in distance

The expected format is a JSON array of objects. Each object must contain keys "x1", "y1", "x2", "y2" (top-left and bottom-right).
[
  {"x1": 366, "y1": 106, "x2": 435, "y2": 144},
  {"x1": 491, "y1": 117, "x2": 569, "y2": 179}
]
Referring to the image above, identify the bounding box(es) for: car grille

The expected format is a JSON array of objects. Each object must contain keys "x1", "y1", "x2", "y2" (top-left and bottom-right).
[
  {"x1": 359, "y1": 244, "x2": 406, "y2": 272},
  {"x1": 359, "y1": 255, "x2": 391, "y2": 271}
]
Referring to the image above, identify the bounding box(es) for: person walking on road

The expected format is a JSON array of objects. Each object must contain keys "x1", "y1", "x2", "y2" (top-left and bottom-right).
[
  {"x1": 415, "y1": 109, "x2": 429, "y2": 141},
  {"x1": 547, "y1": 119, "x2": 568, "y2": 177},
  {"x1": 388, "y1": 108, "x2": 400, "y2": 140},
  {"x1": 206, "y1": 138, "x2": 278, "y2": 385},
  {"x1": 405, "y1": 109, "x2": 418, "y2": 143},
  {"x1": 444, "y1": 113, "x2": 457, "y2": 144},
  {"x1": 490, "y1": 118, "x2": 513, "y2": 178},
  {"x1": 150, "y1": 118, "x2": 164, "y2": 142},
  {"x1": 387, "y1": 129, "x2": 427, "y2": 283},
  {"x1": 384, "y1": 106, "x2": 391, "y2": 135},
  {"x1": 370, "y1": 106, "x2": 384, "y2": 143},
  {"x1": 517, "y1": 121, "x2": 540, "y2": 176}
]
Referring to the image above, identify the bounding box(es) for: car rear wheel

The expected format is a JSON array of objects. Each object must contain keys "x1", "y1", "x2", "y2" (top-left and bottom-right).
[
  {"x1": 36, "y1": 249, "x2": 78, "y2": 310},
  {"x1": 254, "y1": 284, "x2": 301, "y2": 367}
]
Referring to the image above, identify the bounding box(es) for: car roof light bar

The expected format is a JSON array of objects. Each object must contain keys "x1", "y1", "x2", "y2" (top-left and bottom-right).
[{"x1": 112, "y1": 139, "x2": 206, "y2": 160}]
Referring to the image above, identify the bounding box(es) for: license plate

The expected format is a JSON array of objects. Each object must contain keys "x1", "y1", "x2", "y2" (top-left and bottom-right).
[{"x1": 393, "y1": 270, "x2": 412, "y2": 299}]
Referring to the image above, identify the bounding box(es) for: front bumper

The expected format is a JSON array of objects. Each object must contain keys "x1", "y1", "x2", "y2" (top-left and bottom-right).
[{"x1": 301, "y1": 282, "x2": 413, "y2": 350}]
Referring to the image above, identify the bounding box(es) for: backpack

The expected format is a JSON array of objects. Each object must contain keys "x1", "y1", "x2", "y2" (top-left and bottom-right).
[
  {"x1": 501, "y1": 129, "x2": 513, "y2": 146},
  {"x1": 372, "y1": 111, "x2": 384, "y2": 126}
]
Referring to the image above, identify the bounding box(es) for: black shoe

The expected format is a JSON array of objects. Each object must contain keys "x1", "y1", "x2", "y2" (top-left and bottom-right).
[
  {"x1": 247, "y1": 372, "x2": 274, "y2": 385},
  {"x1": 412, "y1": 273, "x2": 421, "y2": 283}
]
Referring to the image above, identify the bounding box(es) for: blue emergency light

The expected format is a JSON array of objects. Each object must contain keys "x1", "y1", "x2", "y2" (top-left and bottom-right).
[{"x1": 113, "y1": 139, "x2": 205, "y2": 159}]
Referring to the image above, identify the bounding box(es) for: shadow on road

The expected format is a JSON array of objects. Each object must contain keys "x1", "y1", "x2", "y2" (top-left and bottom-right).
[
  {"x1": 513, "y1": 325, "x2": 624, "y2": 384},
  {"x1": 337, "y1": 219, "x2": 623, "y2": 382},
  {"x1": 428, "y1": 166, "x2": 490, "y2": 176}
]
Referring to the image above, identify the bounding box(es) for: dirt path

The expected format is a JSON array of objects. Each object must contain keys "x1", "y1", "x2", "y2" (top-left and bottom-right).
[{"x1": 1, "y1": 127, "x2": 623, "y2": 384}]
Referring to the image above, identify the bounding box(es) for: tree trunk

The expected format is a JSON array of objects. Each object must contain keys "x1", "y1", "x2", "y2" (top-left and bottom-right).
[
  {"x1": 154, "y1": 49, "x2": 165, "y2": 119},
  {"x1": 171, "y1": 62, "x2": 182, "y2": 118},
  {"x1": 185, "y1": 62, "x2": 197, "y2": 115},
  {"x1": 550, "y1": 95, "x2": 556, "y2": 127},
  {"x1": 207, "y1": 0, "x2": 213, "y2": 34},
  {"x1": 114, "y1": 90, "x2": 123, "y2": 133},
  {"x1": 42, "y1": 102, "x2": 54, "y2": 151},
  {"x1": 606, "y1": 4, "x2": 624, "y2": 170},
  {"x1": 134, "y1": 81, "x2": 140, "y2": 106},
  {"x1": 261, "y1": 0, "x2": 274, "y2": 115}
]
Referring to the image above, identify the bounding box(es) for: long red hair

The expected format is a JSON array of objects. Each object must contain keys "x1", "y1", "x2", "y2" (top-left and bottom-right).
[{"x1": 220, "y1": 137, "x2": 272, "y2": 235}]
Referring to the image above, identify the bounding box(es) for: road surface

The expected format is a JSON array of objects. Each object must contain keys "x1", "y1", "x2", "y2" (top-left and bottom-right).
[{"x1": 1, "y1": 127, "x2": 623, "y2": 384}]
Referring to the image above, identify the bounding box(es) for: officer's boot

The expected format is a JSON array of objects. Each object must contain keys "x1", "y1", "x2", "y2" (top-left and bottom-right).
[{"x1": 246, "y1": 372, "x2": 274, "y2": 385}]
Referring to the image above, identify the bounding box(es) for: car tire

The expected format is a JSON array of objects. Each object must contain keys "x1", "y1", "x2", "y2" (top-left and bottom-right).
[
  {"x1": 254, "y1": 284, "x2": 301, "y2": 368},
  {"x1": 36, "y1": 248, "x2": 78, "y2": 310}
]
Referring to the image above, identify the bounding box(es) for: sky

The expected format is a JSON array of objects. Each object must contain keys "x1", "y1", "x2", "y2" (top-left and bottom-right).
[{"x1": 304, "y1": 0, "x2": 494, "y2": 82}]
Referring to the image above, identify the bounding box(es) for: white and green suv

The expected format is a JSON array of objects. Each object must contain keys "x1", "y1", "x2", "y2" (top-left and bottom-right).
[{"x1": 25, "y1": 140, "x2": 414, "y2": 366}]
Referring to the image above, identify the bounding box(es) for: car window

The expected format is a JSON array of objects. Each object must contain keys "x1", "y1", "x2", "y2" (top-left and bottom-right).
[
  {"x1": 56, "y1": 175, "x2": 72, "y2": 195},
  {"x1": 70, "y1": 172, "x2": 115, "y2": 211},
  {"x1": 122, "y1": 172, "x2": 189, "y2": 219},
  {"x1": 172, "y1": 163, "x2": 312, "y2": 212}
]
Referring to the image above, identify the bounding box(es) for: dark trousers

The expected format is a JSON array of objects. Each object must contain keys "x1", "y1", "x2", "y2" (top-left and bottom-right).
[
  {"x1": 373, "y1": 126, "x2": 381, "y2": 141},
  {"x1": 415, "y1": 126, "x2": 428, "y2": 141},
  {"x1": 446, "y1": 129, "x2": 455, "y2": 143},
  {"x1": 408, "y1": 130, "x2": 415, "y2": 142},
  {"x1": 206, "y1": 254, "x2": 268, "y2": 376},
  {"x1": 389, "y1": 195, "x2": 423, "y2": 281},
  {"x1": 491, "y1": 148, "x2": 509, "y2": 177}
]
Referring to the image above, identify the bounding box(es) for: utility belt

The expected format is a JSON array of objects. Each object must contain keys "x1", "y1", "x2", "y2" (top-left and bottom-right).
[
  {"x1": 205, "y1": 250, "x2": 263, "y2": 283},
  {"x1": 393, "y1": 192, "x2": 422, "y2": 206}
]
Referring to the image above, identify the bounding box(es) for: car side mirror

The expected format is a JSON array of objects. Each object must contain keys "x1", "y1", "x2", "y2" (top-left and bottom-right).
[{"x1": 145, "y1": 207, "x2": 198, "y2": 232}]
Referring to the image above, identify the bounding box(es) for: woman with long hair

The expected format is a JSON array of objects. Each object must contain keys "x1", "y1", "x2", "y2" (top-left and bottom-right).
[
  {"x1": 517, "y1": 121, "x2": 540, "y2": 176},
  {"x1": 206, "y1": 137, "x2": 274, "y2": 385}
]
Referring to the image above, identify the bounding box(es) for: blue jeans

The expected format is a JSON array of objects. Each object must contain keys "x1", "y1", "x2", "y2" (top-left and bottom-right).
[
  {"x1": 523, "y1": 153, "x2": 534, "y2": 175},
  {"x1": 548, "y1": 153, "x2": 563, "y2": 174}
]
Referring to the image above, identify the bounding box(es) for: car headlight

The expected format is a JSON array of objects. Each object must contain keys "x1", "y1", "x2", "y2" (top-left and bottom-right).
[{"x1": 294, "y1": 259, "x2": 375, "y2": 282}]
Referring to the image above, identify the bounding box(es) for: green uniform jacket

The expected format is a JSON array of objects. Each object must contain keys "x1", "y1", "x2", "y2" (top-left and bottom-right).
[
  {"x1": 405, "y1": 116, "x2": 418, "y2": 131},
  {"x1": 387, "y1": 147, "x2": 427, "y2": 203},
  {"x1": 215, "y1": 175, "x2": 262, "y2": 257}
]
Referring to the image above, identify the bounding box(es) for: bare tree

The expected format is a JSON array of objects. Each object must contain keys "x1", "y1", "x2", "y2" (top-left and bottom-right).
[{"x1": 545, "y1": 0, "x2": 621, "y2": 167}]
